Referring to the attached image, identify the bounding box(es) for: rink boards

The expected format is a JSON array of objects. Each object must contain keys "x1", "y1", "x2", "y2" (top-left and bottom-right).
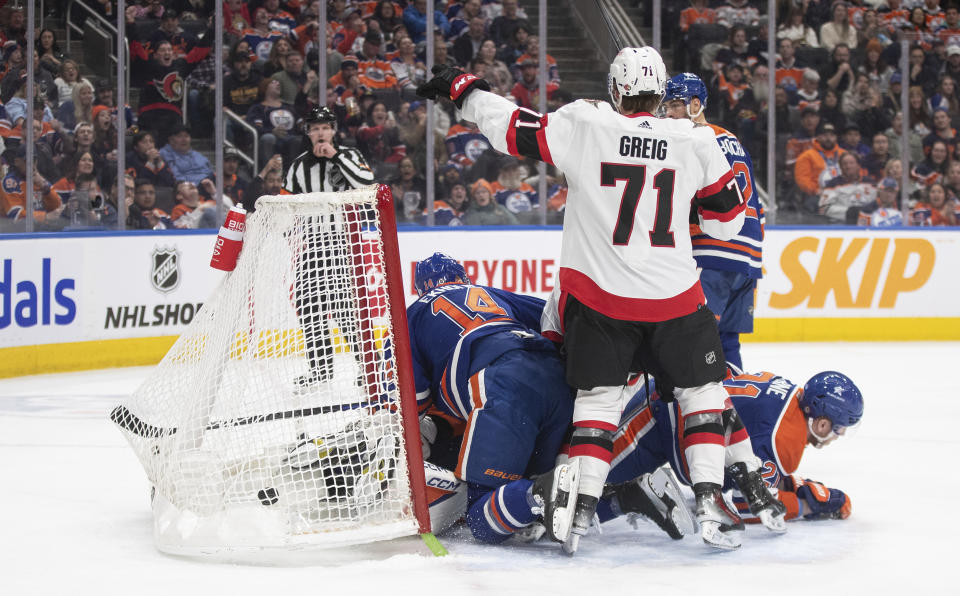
[{"x1": 1, "y1": 226, "x2": 958, "y2": 377}]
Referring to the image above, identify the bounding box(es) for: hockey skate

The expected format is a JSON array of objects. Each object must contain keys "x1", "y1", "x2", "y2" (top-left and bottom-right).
[
  {"x1": 693, "y1": 482, "x2": 744, "y2": 550},
  {"x1": 293, "y1": 363, "x2": 334, "y2": 392},
  {"x1": 561, "y1": 493, "x2": 599, "y2": 556},
  {"x1": 726, "y1": 462, "x2": 787, "y2": 533},
  {"x1": 531, "y1": 458, "x2": 581, "y2": 544},
  {"x1": 606, "y1": 466, "x2": 695, "y2": 540}
]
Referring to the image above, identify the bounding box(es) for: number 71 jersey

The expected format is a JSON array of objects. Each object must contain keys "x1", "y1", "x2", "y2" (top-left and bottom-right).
[{"x1": 460, "y1": 93, "x2": 746, "y2": 322}]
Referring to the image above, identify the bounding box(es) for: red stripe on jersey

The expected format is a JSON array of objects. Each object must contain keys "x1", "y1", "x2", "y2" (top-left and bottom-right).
[
  {"x1": 542, "y1": 330, "x2": 562, "y2": 343},
  {"x1": 683, "y1": 431, "x2": 726, "y2": 446},
  {"x1": 506, "y1": 109, "x2": 520, "y2": 156},
  {"x1": 560, "y1": 268, "x2": 705, "y2": 322},
  {"x1": 625, "y1": 112, "x2": 655, "y2": 119},
  {"x1": 573, "y1": 420, "x2": 618, "y2": 432},
  {"x1": 568, "y1": 443, "x2": 614, "y2": 462},
  {"x1": 696, "y1": 169, "x2": 735, "y2": 199},
  {"x1": 729, "y1": 427, "x2": 750, "y2": 445},
  {"x1": 536, "y1": 114, "x2": 554, "y2": 165},
  {"x1": 700, "y1": 200, "x2": 746, "y2": 222}
]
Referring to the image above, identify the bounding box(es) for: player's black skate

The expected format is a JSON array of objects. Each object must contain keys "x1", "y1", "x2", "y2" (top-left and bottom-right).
[
  {"x1": 726, "y1": 461, "x2": 787, "y2": 533},
  {"x1": 531, "y1": 458, "x2": 581, "y2": 544},
  {"x1": 605, "y1": 467, "x2": 695, "y2": 540},
  {"x1": 693, "y1": 482, "x2": 744, "y2": 550},
  {"x1": 561, "y1": 493, "x2": 599, "y2": 556}
]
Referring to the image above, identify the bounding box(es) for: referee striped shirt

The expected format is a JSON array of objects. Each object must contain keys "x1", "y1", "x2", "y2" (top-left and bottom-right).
[{"x1": 283, "y1": 145, "x2": 375, "y2": 193}]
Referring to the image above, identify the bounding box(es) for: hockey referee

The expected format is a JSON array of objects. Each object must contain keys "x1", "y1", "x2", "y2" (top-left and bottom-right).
[{"x1": 284, "y1": 106, "x2": 375, "y2": 388}]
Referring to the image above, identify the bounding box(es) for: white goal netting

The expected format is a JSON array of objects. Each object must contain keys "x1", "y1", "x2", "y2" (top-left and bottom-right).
[{"x1": 113, "y1": 187, "x2": 421, "y2": 556}]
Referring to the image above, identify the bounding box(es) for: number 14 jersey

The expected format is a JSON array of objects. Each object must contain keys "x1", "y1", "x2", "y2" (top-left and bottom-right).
[{"x1": 461, "y1": 93, "x2": 746, "y2": 322}]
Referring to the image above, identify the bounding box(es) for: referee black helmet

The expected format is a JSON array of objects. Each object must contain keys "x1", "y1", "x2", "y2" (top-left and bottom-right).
[{"x1": 303, "y1": 105, "x2": 337, "y2": 133}]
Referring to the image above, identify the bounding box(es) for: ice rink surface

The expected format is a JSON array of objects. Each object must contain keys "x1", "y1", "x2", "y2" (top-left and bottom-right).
[{"x1": 1, "y1": 342, "x2": 955, "y2": 595}]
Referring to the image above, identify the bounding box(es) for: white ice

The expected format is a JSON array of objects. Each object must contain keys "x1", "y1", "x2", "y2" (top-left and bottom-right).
[{"x1": 1, "y1": 342, "x2": 955, "y2": 595}]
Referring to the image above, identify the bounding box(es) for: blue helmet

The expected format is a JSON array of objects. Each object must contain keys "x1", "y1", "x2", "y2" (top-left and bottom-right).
[
  {"x1": 414, "y1": 252, "x2": 470, "y2": 296},
  {"x1": 664, "y1": 73, "x2": 708, "y2": 116},
  {"x1": 800, "y1": 371, "x2": 864, "y2": 430}
]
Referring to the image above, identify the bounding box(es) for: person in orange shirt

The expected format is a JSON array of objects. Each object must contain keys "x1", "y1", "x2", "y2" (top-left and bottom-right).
[
  {"x1": 679, "y1": 0, "x2": 717, "y2": 33},
  {"x1": 356, "y1": 31, "x2": 399, "y2": 89},
  {"x1": 0, "y1": 144, "x2": 62, "y2": 222},
  {"x1": 794, "y1": 121, "x2": 846, "y2": 210}
]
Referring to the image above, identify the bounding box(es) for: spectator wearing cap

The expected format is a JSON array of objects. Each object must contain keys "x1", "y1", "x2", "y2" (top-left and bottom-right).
[
  {"x1": 840, "y1": 122, "x2": 871, "y2": 159},
  {"x1": 329, "y1": 54, "x2": 360, "y2": 100},
  {"x1": 858, "y1": 177, "x2": 904, "y2": 226},
  {"x1": 858, "y1": 39, "x2": 891, "y2": 88},
  {"x1": 246, "y1": 78, "x2": 298, "y2": 168},
  {"x1": 825, "y1": 44, "x2": 855, "y2": 94},
  {"x1": 0, "y1": 41, "x2": 25, "y2": 81},
  {"x1": 511, "y1": 35, "x2": 559, "y2": 84},
  {"x1": 69, "y1": 122, "x2": 96, "y2": 168},
  {"x1": 357, "y1": 32, "x2": 399, "y2": 90},
  {"x1": 881, "y1": 70, "x2": 904, "y2": 116},
  {"x1": 786, "y1": 107, "x2": 821, "y2": 169},
  {"x1": 863, "y1": 132, "x2": 894, "y2": 180},
  {"x1": 331, "y1": 8, "x2": 365, "y2": 56},
  {"x1": 403, "y1": 0, "x2": 450, "y2": 44},
  {"x1": 53, "y1": 60, "x2": 91, "y2": 109},
  {"x1": 241, "y1": 7, "x2": 287, "y2": 64},
  {"x1": 125, "y1": 130, "x2": 177, "y2": 188},
  {"x1": 93, "y1": 79, "x2": 136, "y2": 133},
  {"x1": 821, "y1": 2, "x2": 859, "y2": 51},
  {"x1": 158, "y1": 123, "x2": 215, "y2": 185},
  {"x1": 222, "y1": 148, "x2": 248, "y2": 206},
  {"x1": 148, "y1": 10, "x2": 195, "y2": 60},
  {"x1": 224, "y1": 50, "x2": 264, "y2": 149},
  {"x1": 923, "y1": 107, "x2": 958, "y2": 158},
  {"x1": 820, "y1": 152, "x2": 876, "y2": 223},
  {"x1": 463, "y1": 178, "x2": 517, "y2": 225},
  {"x1": 943, "y1": 44, "x2": 960, "y2": 79},
  {"x1": 795, "y1": 121, "x2": 846, "y2": 210},
  {"x1": 912, "y1": 138, "x2": 951, "y2": 187},
  {"x1": 0, "y1": 144, "x2": 62, "y2": 222},
  {"x1": 511, "y1": 57, "x2": 558, "y2": 111},
  {"x1": 452, "y1": 16, "x2": 486, "y2": 66},
  {"x1": 391, "y1": 34, "x2": 427, "y2": 100},
  {"x1": 431, "y1": 181, "x2": 468, "y2": 226}
]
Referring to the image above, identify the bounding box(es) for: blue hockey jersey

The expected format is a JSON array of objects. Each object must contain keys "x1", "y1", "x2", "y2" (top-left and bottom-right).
[
  {"x1": 690, "y1": 124, "x2": 764, "y2": 278},
  {"x1": 406, "y1": 284, "x2": 556, "y2": 421}
]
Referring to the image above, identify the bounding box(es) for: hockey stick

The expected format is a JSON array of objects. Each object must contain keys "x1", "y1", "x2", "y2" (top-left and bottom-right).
[{"x1": 110, "y1": 400, "x2": 373, "y2": 439}]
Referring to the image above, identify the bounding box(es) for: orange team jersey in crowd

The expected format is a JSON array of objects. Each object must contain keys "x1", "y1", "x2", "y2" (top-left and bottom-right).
[
  {"x1": 514, "y1": 53, "x2": 560, "y2": 82},
  {"x1": 679, "y1": 7, "x2": 716, "y2": 32},
  {"x1": 358, "y1": 57, "x2": 398, "y2": 89},
  {"x1": 881, "y1": 9, "x2": 910, "y2": 34},
  {"x1": 51, "y1": 177, "x2": 76, "y2": 204},
  {"x1": 171, "y1": 199, "x2": 215, "y2": 221},
  {"x1": 927, "y1": 12, "x2": 947, "y2": 30},
  {"x1": 937, "y1": 25, "x2": 960, "y2": 46},
  {"x1": 775, "y1": 66, "x2": 805, "y2": 89},
  {"x1": 716, "y1": 72, "x2": 748, "y2": 109},
  {"x1": 3, "y1": 121, "x2": 57, "y2": 145},
  {"x1": 1, "y1": 171, "x2": 61, "y2": 221}
]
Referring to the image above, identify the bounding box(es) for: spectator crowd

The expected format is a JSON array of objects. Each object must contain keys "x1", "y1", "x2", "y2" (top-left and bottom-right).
[{"x1": 1, "y1": 0, "x2": 958, "y2": 230}]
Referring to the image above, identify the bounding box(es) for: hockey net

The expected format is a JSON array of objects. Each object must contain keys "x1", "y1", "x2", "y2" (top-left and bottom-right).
[{"x1": 112, "y1": 185, "x2": 429, "y2": 557}]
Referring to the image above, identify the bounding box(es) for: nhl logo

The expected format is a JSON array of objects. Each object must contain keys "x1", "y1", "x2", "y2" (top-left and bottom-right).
[
  {"x1": 705, "y1": 351, "x2": 717, "y2": 365},
  {"x1": 151, "y1": 247, "x2": 180, "y2": 293}
]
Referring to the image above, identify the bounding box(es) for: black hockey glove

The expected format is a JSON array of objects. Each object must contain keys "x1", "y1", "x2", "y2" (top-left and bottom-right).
[{"x1": 416, "y1": 64, "x2": 490, "y2": 109}]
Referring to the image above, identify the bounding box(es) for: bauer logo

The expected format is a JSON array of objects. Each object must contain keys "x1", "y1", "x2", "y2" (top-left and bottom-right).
[
  {"x1": 0, "y1": 258, "x2": 77, "y2": 330},
  {"x1": 151, "y1": 247, "x2": 180, "y2": 294}
]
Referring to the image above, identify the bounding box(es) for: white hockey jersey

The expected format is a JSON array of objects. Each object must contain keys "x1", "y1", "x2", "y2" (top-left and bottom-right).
[{"x1": 461, "y1": 92, "x2": 745, "y2": 322}]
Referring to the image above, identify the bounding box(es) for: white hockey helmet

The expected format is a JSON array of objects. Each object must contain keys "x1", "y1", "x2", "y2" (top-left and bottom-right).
[{"x1": 607, "y1": 46, "x2": 667, "y2": 113}]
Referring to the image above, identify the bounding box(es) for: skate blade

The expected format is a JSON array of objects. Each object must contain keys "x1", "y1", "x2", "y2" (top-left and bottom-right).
[
  {"x1": 561, "y1": 532, "x2": 580, "y2": 556},
  {"x1": 758, "y1": 509, "x2": 788, "y2": 533},
  {"x1": 700, "y1": 521, "x2": 742, "y2": 550},
  {"x1": 550, "y1": 460, "x2": 581, "y2": 543},
  {"x1": 669, "y1": 504, "x2": 696, "y2": 539}
]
